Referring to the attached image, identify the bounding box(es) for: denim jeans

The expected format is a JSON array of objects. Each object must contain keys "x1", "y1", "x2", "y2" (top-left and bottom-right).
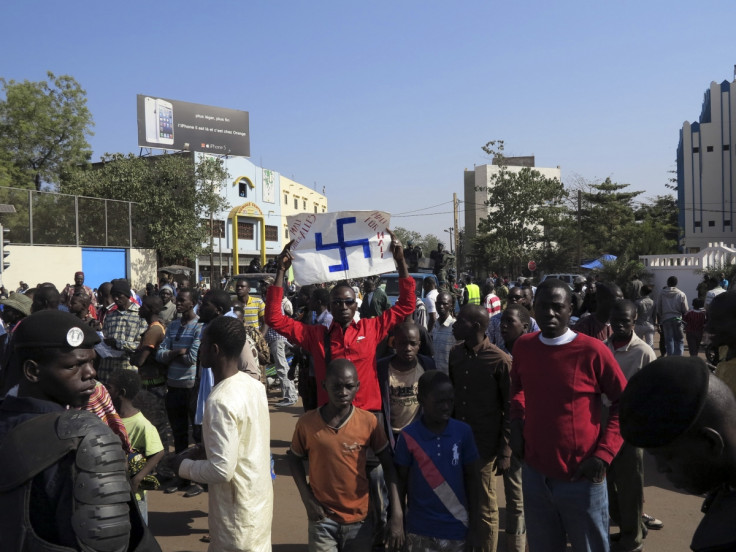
[
  {"x1": 136, "y1": 496, "x2": 148, "y2": 525},
  {"x1": 270, "y1": 339, "x2": 297, "y2": 402},
  {"x1": 661, "y1": 317, "x2": 685, "y2": 356},
  {"x1": 522, "y1": 463, "x2": 609, "y2": 552},
  {"x1": 308, "y1": 517, "x2": 373, "y2": 552}
]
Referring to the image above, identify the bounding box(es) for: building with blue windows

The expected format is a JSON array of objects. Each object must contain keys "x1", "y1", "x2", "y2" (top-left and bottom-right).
[
  {"x1": 677, "y1": 78, "x2": 736, "y2": 252},
  {"x1": 196, "y1": 155, "x2": 327, "y2": 283}
]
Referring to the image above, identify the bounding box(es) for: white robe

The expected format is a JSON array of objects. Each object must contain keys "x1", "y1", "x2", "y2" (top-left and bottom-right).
[{"x1": 180, "y1": 371, "x2": 273, "y2": 552}]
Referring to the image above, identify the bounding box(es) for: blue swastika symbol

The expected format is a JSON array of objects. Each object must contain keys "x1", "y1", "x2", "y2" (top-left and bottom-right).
[{"x1": 315, "y1": 217, "x2": 371, "y2": 273}]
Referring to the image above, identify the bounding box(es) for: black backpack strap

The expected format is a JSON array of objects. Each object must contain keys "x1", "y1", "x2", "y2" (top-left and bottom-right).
[{"x1": 0, "y1": 411, "x2": 74, "y2": 492}]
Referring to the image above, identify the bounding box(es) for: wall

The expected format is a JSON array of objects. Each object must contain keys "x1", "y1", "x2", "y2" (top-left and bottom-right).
[
  {"x1": 1, "y1": 245, "x2": 156, "y2": 292},
  {"x1": 640, "y1": 242, "x2": 735, "y2": 301},
  {"x1": 129, "y1": 248, "x2": 159, "y2": 290}
]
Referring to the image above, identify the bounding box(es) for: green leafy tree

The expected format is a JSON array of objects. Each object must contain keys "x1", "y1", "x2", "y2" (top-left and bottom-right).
[
  {"x1": 633, "y1": 194, "x2": 680, "y2": 254},
  {"x1": 473, "y1": 140, "x2": 567, "y2": 276},
  {"x1": 392, "y1": 227, "x2": 446, "y2": 257},
  {"x1": 0, "y1": 72, "x2": 94, "y2": 190},
  {"x1": 579, "y1": 178, "x2": 642, "y2": 257},
  {"x1": 61, "y1": 153, "x2": 229, "y2": 264}
]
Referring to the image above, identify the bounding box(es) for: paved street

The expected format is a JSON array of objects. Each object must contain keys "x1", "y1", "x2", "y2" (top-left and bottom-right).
[{"x1": 148, "y1": 387, "x2": 706, "y2": 552}]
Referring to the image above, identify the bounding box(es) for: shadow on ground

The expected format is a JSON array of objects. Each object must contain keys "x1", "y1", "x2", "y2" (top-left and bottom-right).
[{"x1": 148, "y1": 509, "x2": 208, "y2": 537}]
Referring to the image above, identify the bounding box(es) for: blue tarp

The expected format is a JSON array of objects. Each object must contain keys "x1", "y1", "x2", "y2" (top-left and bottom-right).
[{"x1": 580, "y1": 254, "x2": 617, "y2": 270}]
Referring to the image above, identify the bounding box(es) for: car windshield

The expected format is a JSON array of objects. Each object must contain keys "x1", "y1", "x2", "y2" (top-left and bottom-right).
[{"x1": 379, "y1": 276, "x2": 423, "y2": 298}]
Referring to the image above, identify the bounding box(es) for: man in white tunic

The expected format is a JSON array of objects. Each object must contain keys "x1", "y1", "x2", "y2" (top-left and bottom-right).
[{"x1": 174, "y1": 315, "x2": 273, "y2": 552}]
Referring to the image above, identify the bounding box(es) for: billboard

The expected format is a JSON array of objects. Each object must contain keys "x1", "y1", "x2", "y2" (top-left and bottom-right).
[{"x1": 136, "y1": 95, "x2": 250, "y2": 157}]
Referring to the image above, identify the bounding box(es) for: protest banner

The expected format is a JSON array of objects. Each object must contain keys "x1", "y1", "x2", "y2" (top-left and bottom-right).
[{"x1": 286, "y1": 211, "x2": 395, "y2": 284}]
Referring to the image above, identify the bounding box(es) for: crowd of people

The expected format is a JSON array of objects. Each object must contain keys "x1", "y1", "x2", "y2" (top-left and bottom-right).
[{"x1": 0, "y1": 245, "x2": 735, "y2": 552}]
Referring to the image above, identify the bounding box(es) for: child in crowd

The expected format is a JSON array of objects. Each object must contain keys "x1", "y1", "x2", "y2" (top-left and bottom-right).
[
  {"x1": 683, "y1": 297, "x2": 707, "y2": 357},
  {"x1": 394, "y1": 371, "x2": 481, "y2": 552},
  {"x1": 107, "y1": 369, "x2": 165, "y2": 523},
  {"x1": 377, "y1": 321, "x2": 436, "y2": 443},
  {"x1": 288, "y1": 359, "x2": 404, "y2": 552}
]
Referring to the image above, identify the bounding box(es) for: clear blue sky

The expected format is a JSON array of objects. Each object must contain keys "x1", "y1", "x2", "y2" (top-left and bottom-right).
[{"x1": 3, "y1": 1, "x2": 735, "y2": 242}]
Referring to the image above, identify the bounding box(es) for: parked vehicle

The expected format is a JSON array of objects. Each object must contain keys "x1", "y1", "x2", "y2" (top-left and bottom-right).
[
  {"x1": 539, "y1": 273, "x2": 585, "y2": 289},
  {"x1": 379, "y1": 272, "x2": 440, "y2": 306}
]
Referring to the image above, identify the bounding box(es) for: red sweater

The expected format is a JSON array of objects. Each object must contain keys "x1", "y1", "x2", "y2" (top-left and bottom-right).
[
  {"x1": 510, "y1": 331, "x2": 626, "y2": 480},
  {"x1": 265, "y1": 278, "x2": 415, "y2": 410}
]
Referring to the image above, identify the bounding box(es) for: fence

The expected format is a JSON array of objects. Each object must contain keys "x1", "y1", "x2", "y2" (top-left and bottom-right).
[{"x1": 0, "y1": 186, "x2": 151, "y2": 248}]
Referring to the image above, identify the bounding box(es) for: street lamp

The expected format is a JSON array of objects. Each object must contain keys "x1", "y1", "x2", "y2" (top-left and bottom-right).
[{"x1": 444, "y1": 227, "x2": 454, "y2": 254}]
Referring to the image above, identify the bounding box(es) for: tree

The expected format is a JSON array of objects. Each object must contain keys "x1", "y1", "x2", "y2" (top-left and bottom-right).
[
  {"x1": 634, "y1": 195, "x2": 680, "y2": 254},
  {"x1": 578, "y1": 178, "x2": 642, "y2": 258},
  {"x1": 0, "y1": 72, "x2": 94, "y2": 190},
  {"x1": 61, "y1": 153, "x2": 229, "y2": 264},
  {"x1": 392, "y1": 227, "x2": 446, "y2": 256},
  {"x1": 473, "y1": 140, "x2": 568, "y2": 276}
]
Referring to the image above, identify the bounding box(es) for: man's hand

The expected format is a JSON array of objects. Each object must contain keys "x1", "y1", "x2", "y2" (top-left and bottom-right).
[
  {"x1": 304, "y1": 494, "x2": 329, "y2": 522},
  {"x1": 385, "y1": 511, "x2": 405, "y2": 550},
  {"x1": 277, "y1": 241, "x2": 295, "y2": 272},
  {"x1": 130, "y1": 472, "x2": 144, "y2": 494},
  {"x1": 386, "y1": 229, "x2": 405, "y2": 263},
  {"x1": 172, "y1": 444, "x2": 206, "y2": 475},
  {"x1": 572, "y1": 456, "x2": 608, "y2": 483},
  {"x1": 495, "y1": 455, "x2": 511, "y2": 475}
]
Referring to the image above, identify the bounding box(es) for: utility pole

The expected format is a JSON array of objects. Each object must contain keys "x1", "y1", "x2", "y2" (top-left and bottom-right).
[{"x1": 453, "y1": 192, "x2": 459, "y2": 259}]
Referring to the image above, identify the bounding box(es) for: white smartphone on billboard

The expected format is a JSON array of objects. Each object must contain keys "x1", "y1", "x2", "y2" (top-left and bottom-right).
[
  {"x1": 144, "y1": 97, "x2": 174, "y2": 146},
  {"x1": 156, "y1": 99, "x2": 174, "y2": 145}
]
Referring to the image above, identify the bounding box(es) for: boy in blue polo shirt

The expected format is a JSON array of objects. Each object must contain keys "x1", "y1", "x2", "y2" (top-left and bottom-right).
[{"x1": 394, "y1": 370, "x2": 482, "y2": 551}]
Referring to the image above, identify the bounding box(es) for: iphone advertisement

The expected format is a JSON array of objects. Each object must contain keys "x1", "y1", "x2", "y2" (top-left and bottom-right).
[{"x1": 136, "y1": 95, "x2": 250, "y2": 157}]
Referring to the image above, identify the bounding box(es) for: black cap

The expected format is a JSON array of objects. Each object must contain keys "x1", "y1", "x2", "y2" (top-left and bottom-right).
[
  {"x1": 14, "y1": 310, "x2": 101, "y2": 350},
  {"x1": 111, "y1": 278, "x2": 131, "y2": 298},
  {"x1": 620, "y1": 356, "x2": 710, "y2": 448}
]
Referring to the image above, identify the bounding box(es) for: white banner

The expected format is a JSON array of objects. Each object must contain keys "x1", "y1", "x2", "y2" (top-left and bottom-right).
[{"x1": 287, "y1": 211, "x2": 396, "y2": 284}]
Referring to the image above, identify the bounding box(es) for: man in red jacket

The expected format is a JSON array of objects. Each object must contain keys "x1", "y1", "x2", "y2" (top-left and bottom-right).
[
  {"x1": 510, "y1": 278, "x2": 627, "y2": 552},
  {"x1": 266, "y1": 230, "x2": 415, "y2": 412}
]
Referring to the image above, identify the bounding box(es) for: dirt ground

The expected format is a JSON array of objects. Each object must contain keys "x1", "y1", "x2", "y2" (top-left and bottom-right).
[{"x1": 147, "y1": 386, "x2": 705, "y2": 552}]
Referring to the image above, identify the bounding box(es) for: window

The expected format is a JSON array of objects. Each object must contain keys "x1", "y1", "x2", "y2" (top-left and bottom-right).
[
  {"x1": 303, "y1": 200, "x2": 307, "y2": 210},
  {"x1": 724, "y1": 145, "x2": 730, "y2": 151},
  {"x1": 694, "y1": 221, "x2": 701, "y2": 227},
  {"x1": 294, "y1": 198, "x2": 298, "y2": 209},
  {"x1": 265, "y1": 225, "x2": 278, "y2": 241},
  {"x1": 284, "y1": 193, "x2": 288, "y2": 205},
  {"x1": 707, "y1": 146, "x2": 714, "y2": 152},
  {"x1": 693, "y1": 147, "x2": 700, "y2": 153},
  {"x1": 237, "y1": 222, "x2": 254, "y2": 239},
  {"x1": 284, "y1": 226, "x2": 289, "y2": 239},
  {"x1": 708, "y1": 220, "x2": 715, "y2": 227},
  {"x1": 201, "y1": 219, "x2": 225, "y2": 237},
  {"x1": 238, "y1": 182, "x2": 248, "y2": 198},
  {"x1": 314, "y1": 204, "x2": 318, "y2": 213},
  {"x1": 725, "y1": 220, "x2": 732, "y2": 226}
]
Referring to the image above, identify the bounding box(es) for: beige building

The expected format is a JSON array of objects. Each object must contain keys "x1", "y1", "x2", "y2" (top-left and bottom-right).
[
  {"x1": 463, "y1": 156, "x2": 561, "y2": 254},
  {"x1": 279, "y1": 176, "x2": 328, "y2": 242}
]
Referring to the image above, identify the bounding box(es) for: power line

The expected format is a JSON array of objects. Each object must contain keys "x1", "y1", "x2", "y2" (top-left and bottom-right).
[{"x1": 393, "y1": 200, "x2": 456, "y2": 216}]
